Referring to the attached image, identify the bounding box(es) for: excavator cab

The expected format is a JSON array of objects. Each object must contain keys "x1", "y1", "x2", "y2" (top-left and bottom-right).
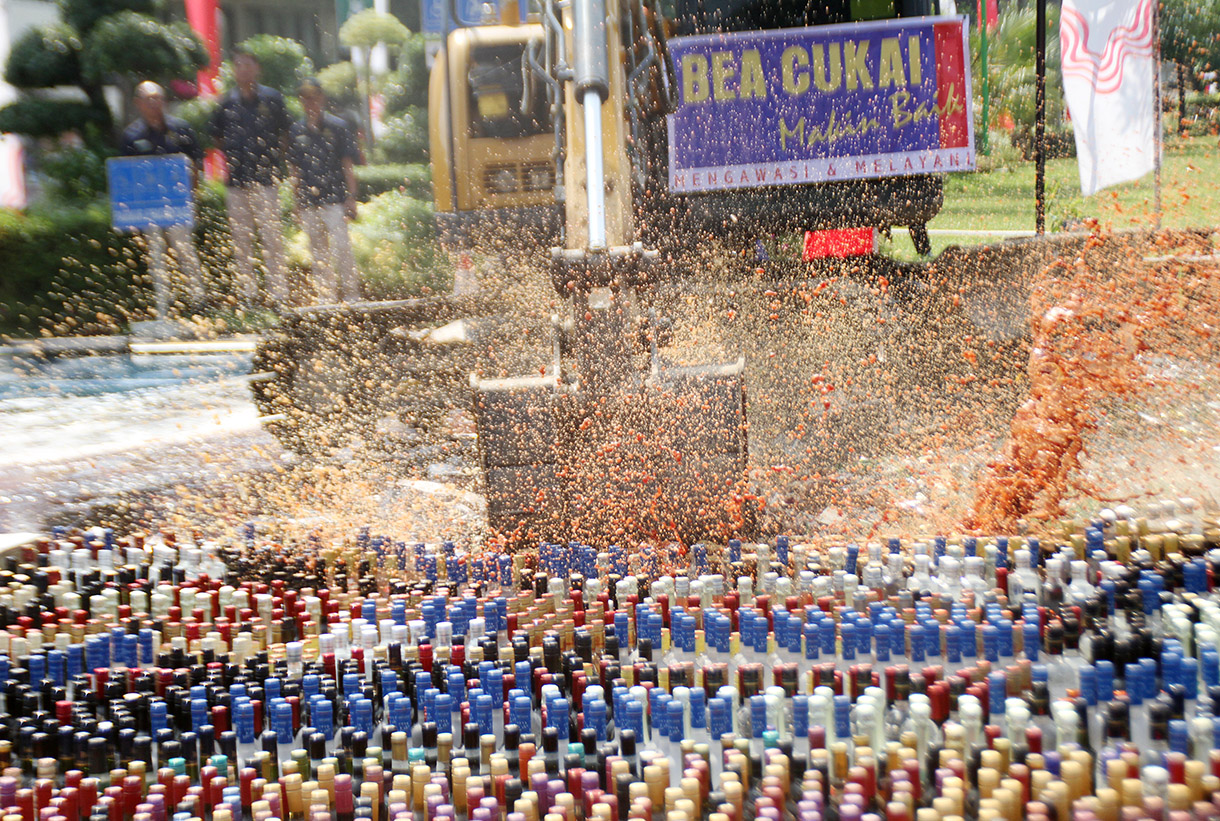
[{"x1": 429, "y1": 24, "x2": 560, "y2": 244}]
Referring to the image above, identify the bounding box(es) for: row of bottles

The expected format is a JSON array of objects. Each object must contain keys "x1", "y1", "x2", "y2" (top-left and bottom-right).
[{"x1": 0, "y1": 502, "x2": 1215, "y2": 821}]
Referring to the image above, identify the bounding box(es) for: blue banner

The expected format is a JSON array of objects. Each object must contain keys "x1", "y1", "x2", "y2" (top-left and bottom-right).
[
  {"x1": 666, "y1": 16, "x2": 975, "y2": 193},
  {"x1": 107, "y1": 155, "x2": 194, "y2": 231}
]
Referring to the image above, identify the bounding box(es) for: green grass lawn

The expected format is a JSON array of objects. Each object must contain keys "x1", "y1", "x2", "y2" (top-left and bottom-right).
[{"x1": 878, "y1": 134, "x2": 1220, "y2": 258}]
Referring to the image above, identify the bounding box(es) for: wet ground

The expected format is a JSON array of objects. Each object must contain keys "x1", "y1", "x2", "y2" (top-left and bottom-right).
[
  {"x1": 0, "y1": 346, "x2": 489, "y2": 541},
  {"x1": 0, "y1": 350, "x2": 276, "y2": 531}
]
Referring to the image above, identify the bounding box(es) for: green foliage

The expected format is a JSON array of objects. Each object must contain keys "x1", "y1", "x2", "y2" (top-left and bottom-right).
[
  {"x1": 80, "y1": 13, "x2": 209, "y2": 85},
  {"x1": 0, "y1": 98, "x2": 109, "y2": 139},
  {"x1": 973, "y1": 132, "x2": 1025, "y2": 172},
  {"x1": 318, "y1": 61, "x2": 361, "y2": 108},
  {"x1": 192, "y1": 179, "x2": 237, "y2": 291},
  {"x1": 1161, "y1": 0, "x2": 1220, "y2": 73},
  {"x1": 972, "y1": 7, "x2": 1066, "y2": 131},
  {"x1": 354, "y1": 163, "x2": 431, "y2": 200},
  {"x1": 349, "y1": 190, "x2": 447, "y2": 299},
  {"x1": 56, "y1": 0, "x2": 155, "y2": 35},
  {"x1": 375, "y1": 106, "x2": 428, "y2": 163},
  {"x1": 0, "y1": 203, "x2": 147, "y2": 336},
  {"x1": 219, "y1": 35, "x2": 315, "y2": 95},
  {"x1": 381, "y1": 34, "x2": 429, "y2": 115},
  {"x1": 173, "y1": 96, "x2": 218, "y2": 150},
  {"x1": 4, "y1": 23, "x2": 82, "y2": 88},
  {"x1": 1161, "y1": 0, "x2": 1220, "y2": 128},
  {"x1": 0, "y1": 183, "x2": 242, "y2": 335},
  {"x1": 339, "y1": 9, "x2": 412, "y2": 50},
  {"x1": 40, "y1": 145, "x2": 112, "y2": 203}
]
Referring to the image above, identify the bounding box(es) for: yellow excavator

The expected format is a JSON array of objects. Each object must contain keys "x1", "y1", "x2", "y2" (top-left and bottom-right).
[
  {"x1": 252, "y1": 0, "x2": 1085, "y2": 545},
  {"x1": 435, "y1": 0, "x2": 964, "y2": 544}
]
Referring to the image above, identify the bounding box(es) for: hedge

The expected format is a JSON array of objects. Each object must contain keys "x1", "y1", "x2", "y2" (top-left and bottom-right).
[
  {"x1": 0, "y1": 204, "x2": 147, "y2": 336},
  {"x1": 0, "y1": 170, "x2": 434, "y2": 337},
  {"x1": 0, "y1": 182, "x2": 234, "y2": 337},
  {"x1": 349, "y1": 189, "x2": 447, "y2": 299},
  {"x1": 355, "y1": 163, "x2": 430, "y2": 201}
]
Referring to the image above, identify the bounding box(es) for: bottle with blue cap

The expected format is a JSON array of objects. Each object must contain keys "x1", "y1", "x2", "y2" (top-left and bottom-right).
[{"x1": 233, "y1": 699, "x2": 256, "y2": 769}]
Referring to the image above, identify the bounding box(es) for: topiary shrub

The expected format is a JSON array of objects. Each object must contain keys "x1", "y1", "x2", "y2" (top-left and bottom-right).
[
  {"x1": 374, "y1": 106, "x2": 428, "y2": 163},
  {"x1": 217, "y1": 35, "x2": 314, "y2": 96},
  {"x1": 349, "y1": 190, "x2": 448, "y2": 299},
  {"x1": 40, "y1": 145, "x2": 112, "y2": 203},
  {"x1": 4, "y1": 23, "x2": 82, "y2": 88}
]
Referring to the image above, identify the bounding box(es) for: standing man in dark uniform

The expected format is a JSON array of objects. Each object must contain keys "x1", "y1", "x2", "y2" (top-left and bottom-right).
[
  {"x1": 121, "y1": 81, "x2": 207, "y2": 319},
  {"x1": 209, "y1": 46, "x2": 293, "y2": 309},
  {"x1": 289, "y1": 78, "x2": 361, "y2": 304}
]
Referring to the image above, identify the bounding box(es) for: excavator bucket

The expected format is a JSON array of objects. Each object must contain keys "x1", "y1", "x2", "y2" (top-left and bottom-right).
[{"x1": 474, "y1": 359, "x2": 752, "y2": 547}]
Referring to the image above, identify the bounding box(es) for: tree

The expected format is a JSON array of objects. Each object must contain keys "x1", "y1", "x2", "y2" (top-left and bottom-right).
[
  {"x1": 0, "y1": 0, "x2": 208, "y2": 150},
  {"x1": 970, "y1": 6, "x2": 1068, "y2": 155},
  {"x1": 1160, "y1": 0, "x2": 1220, "y2": 134},
  {"x1": 375, "y1": 35, "x2": 430, "y2": 163},
  {"x1": 340, "y1": 9, "x2": 412, "y2": 146},
  {"x1": 217, "y1": 34, "x2": 315, "y2": 97}
]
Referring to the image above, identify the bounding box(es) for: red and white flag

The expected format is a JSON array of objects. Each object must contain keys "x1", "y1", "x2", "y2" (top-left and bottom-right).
[{"x1": 1060, "y1": 0, "x2": 1157, "y2": 196}]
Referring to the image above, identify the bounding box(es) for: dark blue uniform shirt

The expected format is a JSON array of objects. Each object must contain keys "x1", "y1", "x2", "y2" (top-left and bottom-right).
[
  {"x1": 120, "y1": 115, "x2": 204, "y2": 163},
  {"x1": 209, "y1": 85, "x2": 292, "y2": 186},
  {"x1": 288, "y1": 113, "x2": 359, "y2": 207}
]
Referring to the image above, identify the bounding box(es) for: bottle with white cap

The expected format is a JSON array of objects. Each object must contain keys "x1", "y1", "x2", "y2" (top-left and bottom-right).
[
  {"x1": 286, "y1": 641, "x2": 303, "y2": 680},
  {"x1": 1009, "y1": 548, "x2": 1041, "y2": 605},
  {"x1": 907, "y1": 555, "x2": 935, "y2": 595},
  {"x1": 961, "y1": 556, "x2": 989, "y2": 597},
  {"x1": 1067, "y1": 559, "x2": 1094, "y2": 607}
]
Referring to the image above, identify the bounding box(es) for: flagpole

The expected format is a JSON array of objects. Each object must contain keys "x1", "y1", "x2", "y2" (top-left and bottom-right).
[
  {"x1": 1034, "y1": 0, "x2": 1046, "y2": 235},
  {"x1": 1151, "y1": 0, "x2": 1164, "y2": 229}
]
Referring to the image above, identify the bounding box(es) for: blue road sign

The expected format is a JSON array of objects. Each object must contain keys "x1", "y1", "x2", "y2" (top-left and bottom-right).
[
  {"x1": 423, "y1": 0, "x2": 532, "y2": 31},
  {"x1": 458, "y1": 0, "x2": 489, "y2": 24},
  {"x1": 422, "y1": 0, "x2": 446, "y2": 33},
  {"x1": 107, "y1": 155, "x2": 195, "y2": 231}
]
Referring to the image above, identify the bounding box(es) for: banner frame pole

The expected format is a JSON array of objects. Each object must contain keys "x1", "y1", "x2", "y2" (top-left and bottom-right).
[
  {"x1": 1034, "y1": 0, "x2": 1046, "y2": 235},
  {"x1": 980, "y1": 8, "x2": 989, "y2": 156}
]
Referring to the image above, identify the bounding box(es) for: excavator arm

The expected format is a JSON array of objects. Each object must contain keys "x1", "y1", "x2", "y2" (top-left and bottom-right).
[{"x1": 471, "y1": 0, "x2": 753, "y2": 546}]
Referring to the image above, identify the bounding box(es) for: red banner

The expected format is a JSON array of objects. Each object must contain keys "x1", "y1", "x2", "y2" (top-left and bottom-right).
[
  {"x1": 977, "y1": 0, "x2": 998, "y2": 31},
  {"x1": 184, "y1": 0, "x2": 221, "y2": 95}
]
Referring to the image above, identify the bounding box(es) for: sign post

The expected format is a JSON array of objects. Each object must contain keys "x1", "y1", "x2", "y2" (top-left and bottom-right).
[
  {"x1": 665, "y1": 16, "x2": 976, "y2": 194},
  {"x1": 106, "y1": 155, "x2": 195, "y2": 232}
]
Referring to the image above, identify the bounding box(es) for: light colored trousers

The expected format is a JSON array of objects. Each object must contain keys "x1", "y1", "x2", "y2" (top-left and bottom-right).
[
  {"x1": 226, "y1": 183, "x2": 289, "y2": 305},
  {"x1": 144, "y1": 223, "x2": 205, "y2": 319},
  {"x1": 300, "y1": 203, "x2": 360, "y2": 303}
]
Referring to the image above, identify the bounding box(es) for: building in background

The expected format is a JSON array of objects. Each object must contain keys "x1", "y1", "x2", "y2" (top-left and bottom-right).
[
  {"x1": 207, "y1": 0, "x2": 341, "y2": 65},
  {"x1": 0, "y1": 0, "x2": 58, "y2": 207}
]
